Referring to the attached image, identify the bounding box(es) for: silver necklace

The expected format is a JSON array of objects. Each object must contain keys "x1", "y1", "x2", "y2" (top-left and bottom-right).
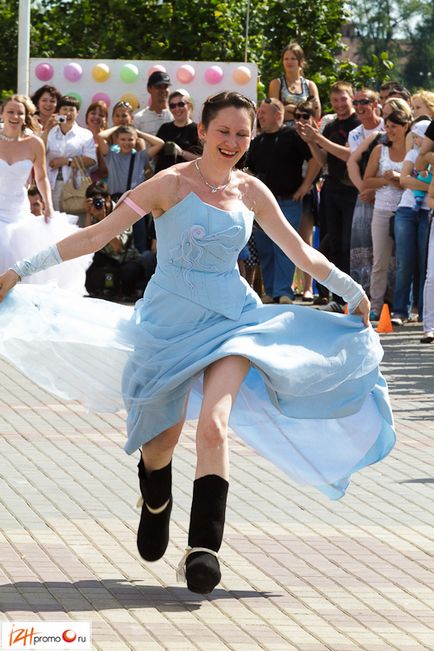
[
  {"x1": 0, "y1": 130, "x2": 20, "y2": 142},
  {"x1": 194, "y1": 159, "x2": 231, "y2": 193}
]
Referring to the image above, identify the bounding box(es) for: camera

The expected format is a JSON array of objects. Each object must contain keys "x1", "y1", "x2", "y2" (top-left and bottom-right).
[
  {"x1": 92, "y1": 196, "x2": 104, "y2": 209},
  {"x1": 56, "y1": 115, "x2": 67, "y2": 123}
]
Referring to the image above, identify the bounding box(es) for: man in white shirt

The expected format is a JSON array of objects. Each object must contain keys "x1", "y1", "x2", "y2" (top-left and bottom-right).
[
  {"x1": 346, "y1": 88, "x2": 384, "y2": 297},
  {"x1": 348, "y1": 89, "x2": 383, "y2": 154},
  {"x1": 134, "y1": 71, "x2": 173, "y2": 136},
  {"x1": 46, "y1": 96, "x2": 96, "y2": 217}
]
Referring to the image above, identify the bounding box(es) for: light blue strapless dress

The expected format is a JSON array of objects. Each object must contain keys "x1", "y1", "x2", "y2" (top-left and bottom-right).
[{"x1": 0, "y1": 192, "x2": 395, "y2": 499}]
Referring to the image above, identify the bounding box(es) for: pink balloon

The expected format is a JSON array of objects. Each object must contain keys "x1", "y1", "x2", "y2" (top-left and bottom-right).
[
  {"x1": 92, "y1": 92, "x2": 111, "y2": 107},
  {"x1": 148, "y1": 64, "x2": 166, "y2": 76},
  {"x1": 35, "y1": 62, "x2": 54, "y2": 82},
  {"x1": 176, "y1": 64, "x2": 195, "y2": 84},
  {"x1": 204, "y1": 65, "x2": 224, "y2": 85},
  {"x1": 64, "y1": 62, "x2": 83, "y2": 83}
]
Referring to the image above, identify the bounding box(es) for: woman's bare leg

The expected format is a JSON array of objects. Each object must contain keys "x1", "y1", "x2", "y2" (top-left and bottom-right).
[
  {"x1": 195, "y1": 355, "x2": 250, "y2": 479},
  {"x1": 183, "y1": 355, "x2": 250, "y2": 593},
  {"x1": 141, "y1": 419, "x2": 184, "y2": 471}
]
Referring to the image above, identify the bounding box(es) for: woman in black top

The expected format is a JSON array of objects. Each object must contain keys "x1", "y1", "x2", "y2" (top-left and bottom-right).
[{"x1": 155, "y1": 91, "x2": 202, "y2": 172}]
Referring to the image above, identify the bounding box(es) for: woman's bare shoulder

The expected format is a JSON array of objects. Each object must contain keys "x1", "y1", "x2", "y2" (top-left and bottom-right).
[
  {"x1": 237, "y1": 170, "x2": 276, "y2": 212},
  {"x1": 143, "y1": 161, "x2": 196, "y2": 216}
]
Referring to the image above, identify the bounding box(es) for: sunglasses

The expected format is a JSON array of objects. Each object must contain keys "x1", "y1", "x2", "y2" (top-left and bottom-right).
[
  {"x1": 294, "y1": 112, "x2": 311, "y2": 120},
  {"x1": 352, "y1": 99, "x2": 372, "y2": 106},
  {"x1": 115, "y1": 102, "x2": 132, "y2": 110},
  {"x1": 169, "y1": 101, "x2": 187, "y2": 109}
]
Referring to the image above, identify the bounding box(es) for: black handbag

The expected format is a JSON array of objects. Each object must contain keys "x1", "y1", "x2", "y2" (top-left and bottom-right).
[{"x1": 389, "y1": 212, "x2": 395, "y2": 240}]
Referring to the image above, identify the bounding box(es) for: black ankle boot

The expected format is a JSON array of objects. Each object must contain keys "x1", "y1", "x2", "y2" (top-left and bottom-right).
[
  {"x1": 184, "y1": 474, "x2": 229, "y2": 594},
  {"x1": 137, "y1": 457, "x2": 172, "y2": 562}
]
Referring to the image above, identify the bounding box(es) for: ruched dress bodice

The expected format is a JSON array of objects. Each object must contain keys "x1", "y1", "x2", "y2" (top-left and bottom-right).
[{"x1": 152, "y1": 192, "x2": 254, "y2": 319}]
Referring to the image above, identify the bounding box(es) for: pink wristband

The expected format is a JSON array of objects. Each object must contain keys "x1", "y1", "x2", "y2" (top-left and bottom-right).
[{"x1": 123, "y1": 196, "x2": 144, "y2": 216}]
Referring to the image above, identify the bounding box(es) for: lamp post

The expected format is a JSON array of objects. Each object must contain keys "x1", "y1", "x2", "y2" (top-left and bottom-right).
[
  {"x1": 17, "y1": 0, "x2": 31, "y2": 94},
  {"x1": 244, "y1": 0, "x2": 251, "y2": 63}
]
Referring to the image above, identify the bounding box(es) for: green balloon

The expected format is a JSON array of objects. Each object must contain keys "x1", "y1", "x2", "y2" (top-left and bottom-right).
[
  {"x1": 66, "y1": 91, "x2": 82, "y2": 105},
  {"x1": 120, "y1": 64, "x2": 139, "y2": 83}
]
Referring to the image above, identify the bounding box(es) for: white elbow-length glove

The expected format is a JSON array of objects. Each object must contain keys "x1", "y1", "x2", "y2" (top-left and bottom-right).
[
  {"x1": 321, "y1": 265, "x2": 366, "y2": 313},
  {"x1": 10, "y1": 244, "x2": 63, "y2": 280}
]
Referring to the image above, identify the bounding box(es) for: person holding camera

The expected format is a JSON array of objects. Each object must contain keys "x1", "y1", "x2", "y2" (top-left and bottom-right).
[
  {"x1": 45, "y1": 95, "x2": 96, "y2": 215},
  {"x1": 84, "y1": 182, "x2": 144, "y2": 300}
]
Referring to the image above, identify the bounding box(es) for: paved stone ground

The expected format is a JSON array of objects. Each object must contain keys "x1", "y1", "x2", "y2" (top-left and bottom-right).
[{"x1": 0, "y1": 323, "x2": 433, "y2": 650}]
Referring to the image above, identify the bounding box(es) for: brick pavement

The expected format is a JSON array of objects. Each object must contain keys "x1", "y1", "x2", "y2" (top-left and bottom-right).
[{"x1": 0, "y1": 323, "x2": 433, "y2": 651}]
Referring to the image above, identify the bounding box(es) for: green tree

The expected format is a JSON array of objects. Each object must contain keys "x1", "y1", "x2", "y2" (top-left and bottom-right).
[
  {"x1": 347, "y1": 0, "x2": 431, "y2": 76},
  {"x1": 0, "y1": 0, "x2": 19, "y2": 97},
  {"x1": 0, "y1": 0, "x2": 393, "y2": 106},
  {"x1": 403, "y1": 8, "x2": 434, "y2": 91}
]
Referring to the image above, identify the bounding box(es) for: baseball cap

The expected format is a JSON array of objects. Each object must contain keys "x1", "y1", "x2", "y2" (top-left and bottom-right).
[
  {"x1": 148, "y1": 71, "x2": 171, "y2": 87},
  {"x1": 411, "y1": 119, "x2": 431, "y2": 138}
]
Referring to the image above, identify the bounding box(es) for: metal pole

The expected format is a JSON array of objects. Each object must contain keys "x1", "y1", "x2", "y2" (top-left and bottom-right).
[
  {"x1": 17, "y1": 0, "x2": 31, "y2": 94},
  {"x1": 244, "y1": 0, "x2": 251, "y2": 63}
]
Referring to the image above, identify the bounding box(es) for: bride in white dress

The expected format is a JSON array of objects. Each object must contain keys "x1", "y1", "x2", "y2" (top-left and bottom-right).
[{"x1": 0, "y1": 94, "x2": 89, "y2": 291}]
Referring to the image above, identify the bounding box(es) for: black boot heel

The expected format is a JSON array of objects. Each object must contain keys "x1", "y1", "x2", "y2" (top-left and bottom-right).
[
  {"x1": 136, "y1": 457, "x2": 172, "y2": 562},
  {"x1": 178, "y1": 474, "x2": 228, "y2": 594}
]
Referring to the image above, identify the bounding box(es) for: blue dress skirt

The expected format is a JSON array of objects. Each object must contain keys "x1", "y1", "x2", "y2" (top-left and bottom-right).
[{"x1": 0, "y1": 193, "x2": 395, "y2": 500}]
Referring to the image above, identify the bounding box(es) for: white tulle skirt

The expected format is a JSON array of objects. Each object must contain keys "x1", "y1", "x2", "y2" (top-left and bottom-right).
[{"x1": 0, "y1": 211, "x2": 90, "y2": 293}]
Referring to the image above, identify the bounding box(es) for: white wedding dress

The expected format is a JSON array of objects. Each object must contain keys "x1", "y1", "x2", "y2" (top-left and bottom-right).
[{"x1": 0, "y1": 158, "x2": 90, "y2": 292}]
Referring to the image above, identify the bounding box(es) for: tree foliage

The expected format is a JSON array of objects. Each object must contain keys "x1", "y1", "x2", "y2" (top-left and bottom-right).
[
  {"x1": 0, "y1": 0, "x2": 395, "y2": 106},
  {"x1": 347, "y1": 0, "x2": 432, "y2": 88},
  {"x1": 403, "y1": 7, "x2": 434, "y2": 90}
]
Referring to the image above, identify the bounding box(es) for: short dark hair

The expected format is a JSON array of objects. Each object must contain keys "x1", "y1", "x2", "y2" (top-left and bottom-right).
[
  {"x1": 116, "y1": 125, "x2": 137, "y2": 137},
  {"x1": 58, "y1": 95, "x2": 81, "y2": 111},
  {"x1": 85, "y1": 181, "x2": 110, "y2": 199},
  {"x1": 296, "y1": 98, "x2": 316, "y2": 116},
  {"x1": 30, "y1": 85, "x2": 61, "y2": 111},
  {"x1": 201, "y1": 91, "x2": 256, "y2": 129},
  {"x1": 385, "y1": 109, "x2": 411, "y2": 126},
  {"x1": 27, "y1": 184, "x2": 42, "y2": 198},
  {"x1": 380, "y1": 81, "x2": 411, "y2": 103}
]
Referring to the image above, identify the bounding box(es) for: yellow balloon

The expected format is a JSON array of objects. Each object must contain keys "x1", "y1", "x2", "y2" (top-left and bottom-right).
[
  {"x1": 120, "y1": 93, "x2": 140, "y2": 110},
  {"x1": 92, "y1": 63, "x2": 110, "y2": 83}
]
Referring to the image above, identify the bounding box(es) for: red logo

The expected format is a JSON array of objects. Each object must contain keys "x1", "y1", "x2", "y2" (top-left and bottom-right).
[
  {"x1": 62, "y1": 629, "x2": 77, "y2": 643},
  {"x1": 9, "y1": 626, "x2": 40, "y2": 646}
]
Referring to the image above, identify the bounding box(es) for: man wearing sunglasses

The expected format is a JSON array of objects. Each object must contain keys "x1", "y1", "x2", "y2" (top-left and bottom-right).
[
  {"x1": 246, "y1": 98, "x2": 321, "y2": 304},
  {"x1": 134, "y1": 71, "x2": 173, "y2": 136},
  {"x1": 347, "y1": 90, "x2": 383, "y2": 153}
]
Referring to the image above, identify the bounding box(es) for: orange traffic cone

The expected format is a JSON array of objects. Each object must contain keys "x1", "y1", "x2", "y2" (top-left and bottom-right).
[
  {"x1": 376, "y1": 304, "x2": 393, "y2": 333},
  {"x1": 344, "y1": 304, "x2": 349, "y2": 314}
]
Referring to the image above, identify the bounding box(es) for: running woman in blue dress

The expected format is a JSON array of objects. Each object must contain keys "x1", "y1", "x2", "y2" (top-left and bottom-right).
[{"x1": 0, "y1": 92, "x2": 394, "y2": 596}]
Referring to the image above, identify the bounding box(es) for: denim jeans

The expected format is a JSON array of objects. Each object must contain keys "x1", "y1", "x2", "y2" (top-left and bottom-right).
[
  {"x1": 423, "y1": 215, "x2": 434, "y2": 333},
  {"x1": 393, "y1": 207, "x2": 430, "y2": 318},
  {"x1": 253, "y1": 198, "x2": 302, "y2": 299}
]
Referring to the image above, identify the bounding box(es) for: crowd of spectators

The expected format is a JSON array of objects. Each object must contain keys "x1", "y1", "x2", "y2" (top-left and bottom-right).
[{"x1": 2, "y1": 44, "x2": 434, "y2": 342}]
